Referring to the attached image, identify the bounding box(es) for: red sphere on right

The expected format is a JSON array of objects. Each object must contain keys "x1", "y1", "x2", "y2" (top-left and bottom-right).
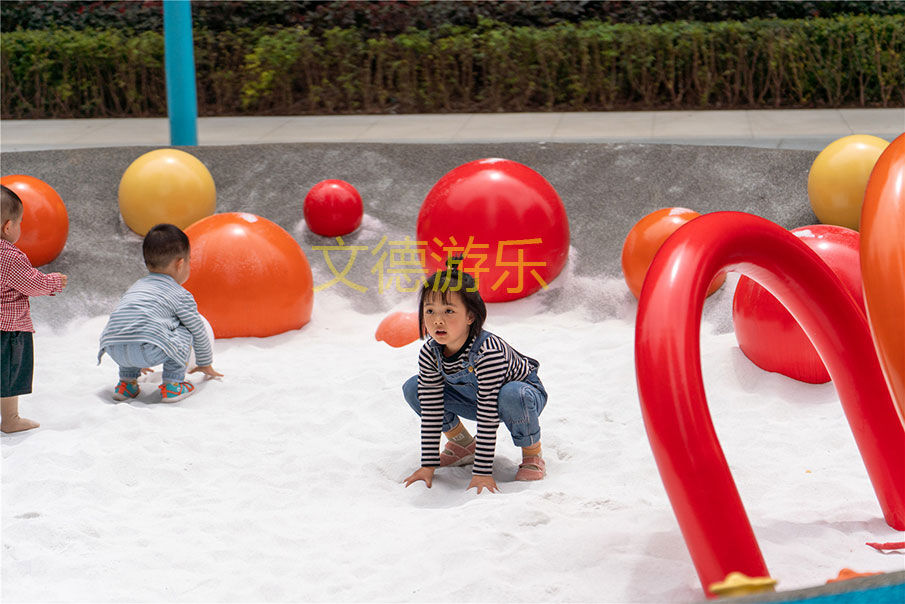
[
  {"x1": 303, "y1": 179, "x2": 363, "y2": 237},
  {"x1": 732, "y1": 224, "x2": 864, "y2": 384}
]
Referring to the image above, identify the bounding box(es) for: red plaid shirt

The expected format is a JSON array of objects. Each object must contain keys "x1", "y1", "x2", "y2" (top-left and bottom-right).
[{"x1": 0, "y1": 239, "x2": 63, "y2": 332}]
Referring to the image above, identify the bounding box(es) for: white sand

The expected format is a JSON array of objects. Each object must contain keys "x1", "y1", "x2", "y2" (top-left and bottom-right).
[{"x1": 2, "y1": 279, "x2": 903, "y2": 602}]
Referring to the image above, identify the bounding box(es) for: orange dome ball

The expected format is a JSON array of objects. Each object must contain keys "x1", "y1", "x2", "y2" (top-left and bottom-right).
[
  {"x1": 183, "y1": 213, "x2": 313, "y2": 338},
  {"x1": 375, "y1": 311, "x2": 420, "y2": 348},
  {"x1": 0, "y1": 174, "x2": 69, "y2": 267},
  {"x1": 861, "y1": 133, "x2": 905, "y2": 421},
  {"x1": 621, "y1": 207, "x2": 725, "y2": 299}
]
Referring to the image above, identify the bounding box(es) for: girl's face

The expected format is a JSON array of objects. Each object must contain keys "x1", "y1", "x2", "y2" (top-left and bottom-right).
[{"x1": 422, "y1": 290, "x2": 474, "y2": 357}]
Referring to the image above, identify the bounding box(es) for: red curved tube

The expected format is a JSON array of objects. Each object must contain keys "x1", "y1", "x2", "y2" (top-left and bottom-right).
[{"x1": 634, "y1": 212, "x2": 905, "y2": 598}]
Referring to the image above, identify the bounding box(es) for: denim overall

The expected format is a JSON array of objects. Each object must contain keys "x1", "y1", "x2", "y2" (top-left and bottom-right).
[{"x1": 403, "y1": 330, "x2": 548, "y2": 447}]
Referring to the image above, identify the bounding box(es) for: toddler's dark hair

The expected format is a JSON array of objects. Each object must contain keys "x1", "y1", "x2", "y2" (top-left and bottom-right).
[
  {"x1": 418, "y1": 256, "x2": 486, "y2": 342},
  {"x1": 1, "y1": 185, "x2": 24, "y2": 223},
  {"x1": 143, "y1": 223, "x2": 190, "y2": 269}
]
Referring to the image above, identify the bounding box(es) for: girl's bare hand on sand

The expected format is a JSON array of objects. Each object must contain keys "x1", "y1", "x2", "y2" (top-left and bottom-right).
[
  {"x1": 404, "y1": 467, "x2": 435, "y2": 488},
  {"x1": 467, "y1": 475, "x2": 499, "y2": 494}
]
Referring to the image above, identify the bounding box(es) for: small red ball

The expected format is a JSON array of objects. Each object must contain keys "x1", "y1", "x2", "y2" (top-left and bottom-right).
[
  {"x1": 0, "y1": 174, "x2": 69, "y2": 267},
  {"x1": 732, "y1": 225, "x2": 864, "y2": 383},
  {"x1": 303, "y1": 179, "x2": 363, "y2": 237}
]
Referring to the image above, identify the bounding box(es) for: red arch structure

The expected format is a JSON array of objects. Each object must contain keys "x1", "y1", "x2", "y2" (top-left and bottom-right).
[{"x1": 634, "y1": 211, "x2": 905, "y2": 598}]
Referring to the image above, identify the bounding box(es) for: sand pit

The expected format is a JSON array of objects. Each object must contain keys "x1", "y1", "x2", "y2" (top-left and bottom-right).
[{"x1": 2, "y1": 142, "x2": 902, "y2": 602}]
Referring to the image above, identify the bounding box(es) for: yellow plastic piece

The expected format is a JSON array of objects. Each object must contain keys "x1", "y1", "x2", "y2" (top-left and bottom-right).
[
  {"x1": 807, "y1": 134, "x2": 889, "y2": 231},
  {"x1": 709, "y1": 571, "x2": 778, "y2": 598},
  {"x1": 118, "y1": 148, "x2": 216, "y2": 235}
]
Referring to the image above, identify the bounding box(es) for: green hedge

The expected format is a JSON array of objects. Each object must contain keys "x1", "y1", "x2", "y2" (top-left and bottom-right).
[{"x1": 2, "y1": 15, "x2": 903, "y2": 119}]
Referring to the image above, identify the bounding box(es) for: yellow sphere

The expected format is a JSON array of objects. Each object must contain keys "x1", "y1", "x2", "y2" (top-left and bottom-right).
[
  {"x1": 807, "y1": 134, "x2": 889, "y2": 230},
  {"x1": 118, "y1": 149, "x2": 216, "y2": 235}
]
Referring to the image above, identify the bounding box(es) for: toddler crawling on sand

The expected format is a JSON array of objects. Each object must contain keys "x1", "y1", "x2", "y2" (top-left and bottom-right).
[{"x1": 98, "y1": 223, "x2": 222, "y2": 403}]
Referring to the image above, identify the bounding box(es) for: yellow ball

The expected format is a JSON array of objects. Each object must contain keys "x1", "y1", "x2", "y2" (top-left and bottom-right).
[
  {"x1": 118, "y1": 149, "x2": 216, "y2": 235},
  {"x1": 807, "y1": 134, "x2": 889, "y2": 230}
]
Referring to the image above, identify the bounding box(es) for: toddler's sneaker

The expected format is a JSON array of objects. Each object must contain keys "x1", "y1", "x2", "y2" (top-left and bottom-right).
[
  {"x1": 158, "y1": 381, "x2": 195, "y2": 403},
  {"x1": 112, "y1": 380, "x2": 140, "y2": 401}
]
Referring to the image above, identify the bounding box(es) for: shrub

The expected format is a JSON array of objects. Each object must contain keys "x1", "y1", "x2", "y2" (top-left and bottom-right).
[
  {"x1": 2, "y1": 15, "x2": 902, "y2": 118},
  {"x1": 2, "y1": 0, "x2": 903, "y2": 34}
]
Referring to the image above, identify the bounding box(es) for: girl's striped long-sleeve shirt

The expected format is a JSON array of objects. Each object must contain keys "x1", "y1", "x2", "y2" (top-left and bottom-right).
[
  {"x1": 98, "y1": 273, "x2": 212, "y2": 367},
  {"x1": 417, "y1": 332, "x2": 536, "y2": 475}
]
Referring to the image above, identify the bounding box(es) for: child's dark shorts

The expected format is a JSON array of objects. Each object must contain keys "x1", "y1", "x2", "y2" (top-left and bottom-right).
[{"x1": 1, "y1": 331, "x2": 34, "y2": 397}]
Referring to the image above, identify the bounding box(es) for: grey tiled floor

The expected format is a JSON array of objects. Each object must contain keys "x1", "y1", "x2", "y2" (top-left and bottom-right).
[{"x1": 1, "y1": 108, "x2": 902, "y2": 152}]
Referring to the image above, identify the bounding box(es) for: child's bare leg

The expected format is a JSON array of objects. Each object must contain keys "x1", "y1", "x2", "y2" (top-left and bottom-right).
[{"x1": 1, "y1": 396, "x2": 39, "y2": 433}]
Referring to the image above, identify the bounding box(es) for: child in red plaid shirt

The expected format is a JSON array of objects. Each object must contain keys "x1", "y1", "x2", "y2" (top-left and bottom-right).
[{"x1": 1, "y1": 185, "x2": 67, "y2": 433}]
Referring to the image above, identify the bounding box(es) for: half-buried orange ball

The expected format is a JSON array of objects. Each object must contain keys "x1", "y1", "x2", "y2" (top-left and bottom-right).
[{"x1": 375, "y1": 311, "x2": 420, "y2": 348}]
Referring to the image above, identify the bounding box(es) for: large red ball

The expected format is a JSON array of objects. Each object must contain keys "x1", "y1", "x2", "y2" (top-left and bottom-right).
[
  {"x1": 0, "y1": 174, "x2": 69, "y2": 267},
  {"x1": 416, "y1": 158, "x2": 570, "y2": 302},
  {"x1": 303, "y1": 179, "x2": 363, "y2": 237},
  {"x1": 732, "y1": 225, "x2": 864, "y2": 383},
  {"x1": 183, "y1": 213, "x2": 314, "y2": 338}
]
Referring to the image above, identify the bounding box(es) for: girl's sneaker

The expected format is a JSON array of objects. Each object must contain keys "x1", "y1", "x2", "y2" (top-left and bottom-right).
[
  {"x1": 158, "y1": 381, "x2": 195, "y2": 403},
  {"x1": 112, "y1": 380, "x2": 140, "y2": 401}
]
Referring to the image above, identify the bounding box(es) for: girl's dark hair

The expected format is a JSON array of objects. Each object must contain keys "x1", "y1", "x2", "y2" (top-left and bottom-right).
[
  {"x1": 1, "y1": 185, "x2": 23, "y2": 222},
  {"x1": 143, "y1": 223, "x2": 190, "y2": 269},
  {"x1": 418, "y1": 256, "x2": 486, "y2": 341}
]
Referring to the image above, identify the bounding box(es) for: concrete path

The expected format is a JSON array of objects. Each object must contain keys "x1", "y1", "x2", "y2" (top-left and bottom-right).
[{"x1": 2, "y1": 108, "x2": 902, "y2": 152}]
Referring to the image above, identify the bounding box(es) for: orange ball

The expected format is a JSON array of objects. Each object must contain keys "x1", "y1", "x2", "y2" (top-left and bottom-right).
[
  {"x1": 183, "y1": 213, "x2": 313, "y2": 338},
  {"x1": 861, "y1": 133, "x2": 905, "y2": 421},
  {"x1": 375, "y1": 311, "x2": 420, "y2": 348},
  {"x1": 0, "y1": 174, "x2": 69, "y2": 267},
  {"x1": 621, "y1": 207, "x2": 725, "y2": 299}
]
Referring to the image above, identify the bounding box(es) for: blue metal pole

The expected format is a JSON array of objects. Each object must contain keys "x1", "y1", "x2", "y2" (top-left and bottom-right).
[{"x1": 163, "y1": 0, "x2": 198, "y2": 146}]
